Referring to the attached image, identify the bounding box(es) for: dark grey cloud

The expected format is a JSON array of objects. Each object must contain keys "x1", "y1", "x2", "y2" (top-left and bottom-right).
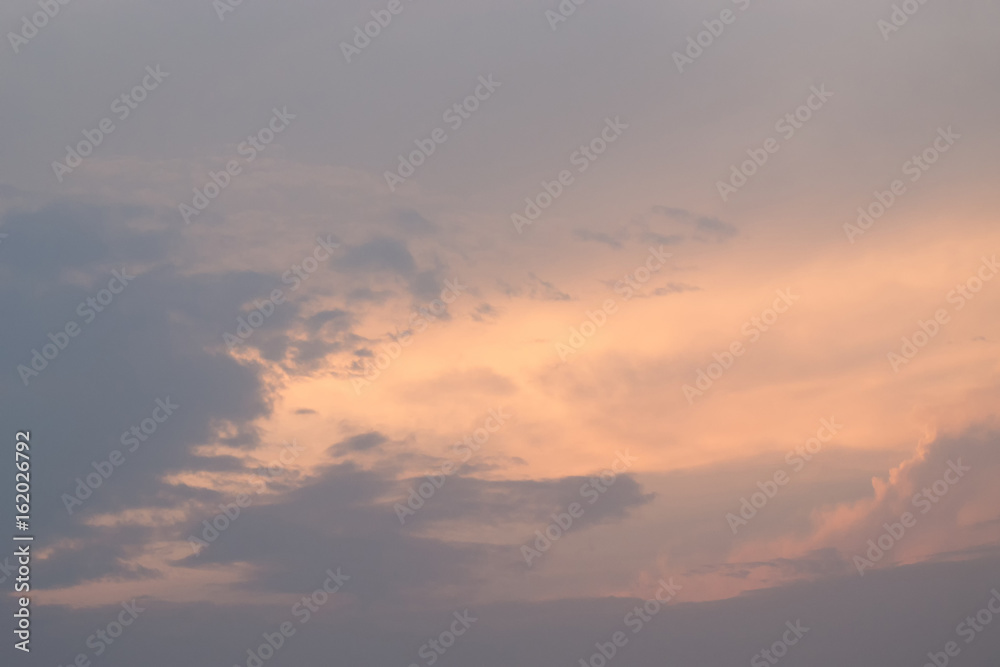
[
  {"x1": 574, "y1": 229, "x2": 625, "y2": 248},
  {"x1": 331, "y1": 432, "x2": 388, "y2": 455},
  {"x1": 336, "y1": 238, "x2": 416, "y2": 277},
  {"x1": 397, "y1": 474, "x2": 655, "y2": 531},
  {"x1": 643, "y1": 206, "x2": 739, "y2": 245},
  {"x1": 471, "y1": 302, "x2": 499, "y2": 322},
  {"x1": 498, "y1": 274, "x2": 571, "y2": 301},
  {"x1": 171, "y1": 462, "x2": 493, "y2": 603},
  {"x1": 346, "y1": 286, "x2": 395, "y2": 304},
  {"x1": 156, "y1": 451, "x2": 655, "y2": 608},
  {"x1": 0, "y1": 200, "x2": 175, "y2": 279},
  {"x1": 307, "y1": 309, "x2": 353, "y2": 333},
  {"x1": 394, "y1": 209, "x2": 437, "y2": 235},
  {"x1": 653, "y1": 283, "x2": 701, "y2": 295},
  {"x1": 0, "y1": 201, "x2": 292, "y2": 586},
  {"x1": 38, "y1": 528, "x2": 163, "y2": 588},
  {"x1": 12, "y1": 550, "x2": 1000, "y2": 667}
]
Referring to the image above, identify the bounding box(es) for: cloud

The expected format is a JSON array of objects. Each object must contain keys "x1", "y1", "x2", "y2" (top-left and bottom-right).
[
  {"x1": 653, "y1": 283, "x2": 701, "y2": 296},
  {"x1": 574, "y1": 229, "x2": 624, "y2": 248},
  {"x1": 643, "y1": 206, "x2": 739, "y2": 244},
  {"x1": 331, "y1": 432, "x2": 388, "y2": 455},
  {"x1": 24, "y1": 550, "x2": 1000, "y2": 667},
  {"x1": 337, "y1": 238, "x2": 417, "y2": 277},
  {"x1": 499, "y1": 273, "x2": 572, "y2": 301}
]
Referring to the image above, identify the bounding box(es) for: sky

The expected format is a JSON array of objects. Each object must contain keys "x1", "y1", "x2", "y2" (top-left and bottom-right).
[{"x1": 1, "y1": 0, "x2": 999, "y2": 665}]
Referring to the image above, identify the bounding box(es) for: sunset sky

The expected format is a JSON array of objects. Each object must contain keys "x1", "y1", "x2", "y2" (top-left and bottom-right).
[{"x1": 2, "y1": 0, "x2": 999, "y2": 665}]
